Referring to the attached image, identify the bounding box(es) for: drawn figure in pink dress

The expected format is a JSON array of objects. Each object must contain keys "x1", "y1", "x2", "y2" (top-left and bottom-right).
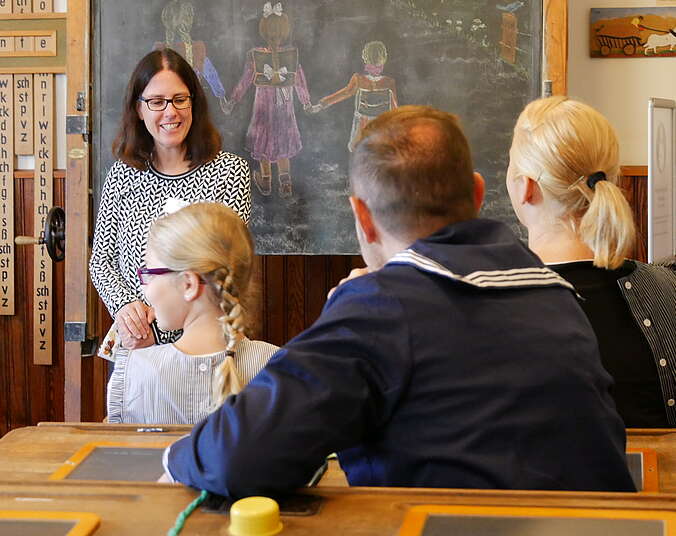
[
  {"x1": 224, "y1": 2, "x2": 311, "y2": 198},
  {"x1": 310, "y1": 41, "x2": 398, "y2": 152}
]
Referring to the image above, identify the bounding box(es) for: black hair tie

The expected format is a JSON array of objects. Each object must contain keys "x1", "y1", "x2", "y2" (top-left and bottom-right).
[{"x1": 586, "y1": 171, "x2": 607, "y2": 190}]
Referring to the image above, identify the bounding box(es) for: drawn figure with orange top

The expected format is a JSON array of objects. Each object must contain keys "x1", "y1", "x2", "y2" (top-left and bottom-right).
[
  {"x1": 224, "y1": 2, "x2": 311, "y2": 198},
  {"x1": 310, "y1": 41, "x2": 398, "y2": 152}
]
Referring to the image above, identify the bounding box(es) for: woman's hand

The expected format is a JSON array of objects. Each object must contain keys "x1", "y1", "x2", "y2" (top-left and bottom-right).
[{"x1": 115, "y1": 300, "x2": 154, "y2": 349}]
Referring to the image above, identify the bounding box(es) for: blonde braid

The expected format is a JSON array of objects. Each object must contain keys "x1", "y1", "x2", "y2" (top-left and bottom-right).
[{"x1": 210, "y1": 267, "x2": 246, "y2": 407}]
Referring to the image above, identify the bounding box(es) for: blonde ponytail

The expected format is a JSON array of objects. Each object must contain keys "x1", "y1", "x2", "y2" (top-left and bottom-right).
[
  {"x1": 510, "y1": 97, "x2": 636, "y2": 269},
  {"x1": 579, "y1": 179, "x2": 636, "y2": 269}
]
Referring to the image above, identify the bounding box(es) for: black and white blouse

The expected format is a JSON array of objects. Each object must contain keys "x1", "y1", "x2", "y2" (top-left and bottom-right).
[{"x1": 90, "y1": 151, "x2": 251, "y2": 331}]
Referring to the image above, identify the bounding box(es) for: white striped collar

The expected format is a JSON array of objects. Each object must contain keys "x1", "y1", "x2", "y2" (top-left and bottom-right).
[{"x1": 387, "y1": 249, "x2": 576, "y2": 292}]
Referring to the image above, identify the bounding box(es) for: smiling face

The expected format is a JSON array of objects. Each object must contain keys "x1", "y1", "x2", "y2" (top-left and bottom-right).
[{"x1": 137, "y1": 69, "x2": 193, "y2": 156}]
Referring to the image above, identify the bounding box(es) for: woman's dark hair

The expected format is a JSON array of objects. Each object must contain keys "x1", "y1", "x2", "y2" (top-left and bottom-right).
[{"x1": 113, "y1": 48, "x2": 221, "y2": 170}]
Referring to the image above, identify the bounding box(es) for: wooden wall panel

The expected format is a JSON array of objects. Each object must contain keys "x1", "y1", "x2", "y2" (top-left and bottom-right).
[
  {"x1": 620, "y1": 167, "x2": 648, "y2": 263},
  {"x1": 0, "y1": 170, "x2": 109, "y2": 436},
  {"x1": 244, "y1": 255, "x2": 362, "y2": 346},
  {"x1": 0, "y1": 172, "x2": 64, "y2": 437}
]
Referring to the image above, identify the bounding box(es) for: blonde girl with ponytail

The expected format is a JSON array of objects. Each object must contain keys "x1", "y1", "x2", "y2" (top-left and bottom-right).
[
  {"x1": 107, "y1": 202, "x2": 278, "y2": 424},
  {"x1": 507, "y1": 96, "x2": 676, "y2": 428}
]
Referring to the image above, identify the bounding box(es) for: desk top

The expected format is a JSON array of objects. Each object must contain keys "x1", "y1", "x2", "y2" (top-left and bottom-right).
[
  {"x1": 0, "y1": 423, "x2": 189, "y2": 482},
  {"x1": 627, "y1": 429, "x2": 676, "y2": 493},
  {"x1": 0, "y1": 424, "x2": 671, "y2": 490},
  {"x1": 3, "y1": 482, "x2": 676, "y2": 536},
  {"x1": 0, "y1": 423, "x2": 348, "y2": 486}
]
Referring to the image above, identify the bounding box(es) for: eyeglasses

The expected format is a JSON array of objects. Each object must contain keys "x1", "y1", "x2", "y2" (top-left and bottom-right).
[
  {"x1": 137, "y1": 265, "x2": 207, "y2": 285},
  {"x1": 137, "y1": 266, "x2": 178, "y2": 285},
  {"x1": 138, "y1": 94, "x2": 193, "y2": 111}
]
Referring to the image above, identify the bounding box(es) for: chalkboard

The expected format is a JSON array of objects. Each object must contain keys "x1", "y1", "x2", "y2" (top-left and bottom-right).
[{"x1": 94, "y1": 0, "x2": 542, "y2": 254}]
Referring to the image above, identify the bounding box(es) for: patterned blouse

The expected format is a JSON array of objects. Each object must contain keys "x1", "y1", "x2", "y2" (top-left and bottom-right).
[
  {"x1": 89, "y1": 152, "x2": 251, "y2": 341},
  {"x1": 107, "y1": 338, "x2": 279, "y2": 424}
]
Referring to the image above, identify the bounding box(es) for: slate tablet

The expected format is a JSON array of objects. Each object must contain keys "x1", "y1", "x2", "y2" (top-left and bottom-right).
[
  {"x1": 0, "y1": 510, "x2": 100, "y2": 536},
  {"x1": 50, "y1": 441, "x2": 170, "y2": 482},
  {"x1": 399, "y1": 504, "x2": 672, "y2": 536}
]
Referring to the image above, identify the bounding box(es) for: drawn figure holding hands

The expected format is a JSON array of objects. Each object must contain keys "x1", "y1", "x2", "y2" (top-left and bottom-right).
[
  {"x1": 224, "y1": 2, "x2": 312, "y2": 198},
  {"x1": 310, "y1": 41, "x2": 398, "y2": 152},
  {"x1": 156, "y1": 0, "x2": 230, "y2": 114}
]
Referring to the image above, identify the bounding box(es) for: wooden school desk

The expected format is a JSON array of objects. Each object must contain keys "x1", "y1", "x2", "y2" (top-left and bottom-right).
[
  {"x1": 3, "y1": 482, "x2": 676, "y2": 535},
  {"x1": 628, "y1": 429, "x2": 676, "y2": 493},
  {"x1": 0, "y1": 422, "x2": 347, "y2": 486},
  {"x1": 1, "y1": 423, "x2": 671, "y2": 490}
]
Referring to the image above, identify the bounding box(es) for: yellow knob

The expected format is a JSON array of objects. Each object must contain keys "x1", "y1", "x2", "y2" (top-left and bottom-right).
[{"x1": 229, "y1": 496, "x2": 283, "y2": 536}]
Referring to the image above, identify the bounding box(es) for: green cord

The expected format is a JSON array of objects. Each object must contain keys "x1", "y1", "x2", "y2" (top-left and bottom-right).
[{"x1": 167, "y1": 489, "x2": 209, "y2": 536}]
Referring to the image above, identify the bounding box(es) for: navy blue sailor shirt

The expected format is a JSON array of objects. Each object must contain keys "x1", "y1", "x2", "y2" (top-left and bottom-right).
[{"x1": 166, "y1": 218, "x2": 636, "y2": 497}]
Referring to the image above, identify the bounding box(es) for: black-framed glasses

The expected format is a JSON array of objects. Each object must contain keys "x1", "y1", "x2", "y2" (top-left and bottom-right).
[
  {"x1": 137, "y1": 266, "x2": 177, "y2": 285},
  {"x1": 138, "y1": 94, "x2": 193, "y2": 111}
]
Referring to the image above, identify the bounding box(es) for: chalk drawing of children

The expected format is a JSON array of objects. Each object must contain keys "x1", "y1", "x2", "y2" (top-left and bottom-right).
[
  {"x1": 310, "y1": 41, "x2": 398, "y2": 152},
  {"x1": 223, "y1": 2, "x2": 311, "y2": 198},
  {"x1": 155, "y1": 0, "x2": 229, "y2": 114}
]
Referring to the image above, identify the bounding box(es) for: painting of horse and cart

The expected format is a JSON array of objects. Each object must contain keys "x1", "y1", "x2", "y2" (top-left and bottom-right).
[{"x1": 591, "y1": 7, "x2": 676, "y2": 58}]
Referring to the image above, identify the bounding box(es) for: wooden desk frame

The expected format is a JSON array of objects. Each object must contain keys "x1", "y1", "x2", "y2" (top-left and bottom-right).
[{"x1": 628, "y1": 448, "x2": 660, "y2": 493}]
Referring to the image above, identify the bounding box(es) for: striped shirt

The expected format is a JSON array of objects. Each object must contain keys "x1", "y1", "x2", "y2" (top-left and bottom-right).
[
  {"x1": 107, "y1": 338, "x2": 279, "y2": 424},
  {"x1": 551, "y1": 259, "x2": 676, "y2": 426}
]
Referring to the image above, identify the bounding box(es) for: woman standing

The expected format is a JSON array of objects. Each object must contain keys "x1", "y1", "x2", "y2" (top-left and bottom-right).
[
  {"x1": 506, "y1": 96, "x2": 676, "y2": 428},
  {"x1": 90, "y1": 49, "x2": 251, "y2": 351}
]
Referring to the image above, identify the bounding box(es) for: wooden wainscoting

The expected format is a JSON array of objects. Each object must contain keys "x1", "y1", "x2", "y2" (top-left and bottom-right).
[{"x1": 620, "y1": 166, "x2": 648, "y2": 263}]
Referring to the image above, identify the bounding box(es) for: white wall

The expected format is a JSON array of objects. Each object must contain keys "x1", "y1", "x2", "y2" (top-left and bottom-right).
[
  {"x1": 568, "y1": 0, "x2": 676, "y2": 165},
  {"x1": 16, "y1": 0, "x2": 67, "y2": 170}
]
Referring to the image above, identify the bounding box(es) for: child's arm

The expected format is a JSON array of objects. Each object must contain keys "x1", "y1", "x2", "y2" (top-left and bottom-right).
[
  {"x1": 389, "y1": 78, "x2": 399, "y2": 109},
  {"x1": 223, "y1": 51, "x2": 256, "y2": 114},
  {"x1": 317, "y1": 73, "x2": 360, "y2": 111},
  {"x1": 294, "y1": 63, "x2": 312, "y2": 108},
  {"x1": 201, "y1": 56, "x2": 227, "y2": 99}
]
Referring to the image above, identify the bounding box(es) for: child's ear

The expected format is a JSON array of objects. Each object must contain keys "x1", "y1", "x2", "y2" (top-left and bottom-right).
[{"x1": 181, "y1": 271, "x2": 203, "y2": 302}]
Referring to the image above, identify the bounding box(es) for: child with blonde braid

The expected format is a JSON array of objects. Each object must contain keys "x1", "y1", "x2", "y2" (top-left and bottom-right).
[{"x1": 107, "y1": 202, "x2": 278, "y2": 424}]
